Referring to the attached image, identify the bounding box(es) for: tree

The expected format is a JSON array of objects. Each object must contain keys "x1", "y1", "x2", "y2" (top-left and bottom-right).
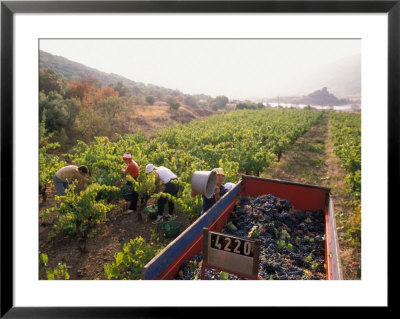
[
  {"x1": 68, "y1": 79, "x2": 115, "y2": 108},
  {"x1": 94, "y1": 86, "x2": 119, "y2": 104},
  {"x1": 145, "y1": 96, "x2": 155, "y2": 105},
  {"x1": 97, "y1": 96, "x2": 127, "y2": 123},
  {"x1": 113, "y1": 81, "x2": 128, "y2": 97},
  {"x1": 166, "y1": 96, "x2": 180, "y2": 110},
  {"x1": 81, "y1": 75, "x2": 103, "y2": 89},
  {"x1": 235, "y1": 102, "x2": 258, "y2": 110},
  {"x1": 183, "y1": 95, "x2": 197, "y2": 108},
  {"x1": 210, "y1": 95, "x2": 229, "y2": 110},
  {"x1": 176, "y1": 94, "x2": 185, "y2": 102},
  {"x1": 76, "y1": 107, "x2": 108, "y2": 141},
  {"x1": 39, "y1": 91, "x2": 81, "y2": 133},
  {"x1": 134, "y1": 95, "x2": 145, "y2": 105},
  {"x1": 39, "y1": 69, "x2": 66, "y2": 96},
  {"x1": 171, "y1": 89, "x2": 182, "y2": 97},
  {"x1": 131, "y1": 86, "x2": 143, "y2": 96},
  {"x1": 236, "y1": 103, "x2": 248, "y2": 110},
  {"x1": 68, "y1": 80, "x2": 92, "y2": 104}
]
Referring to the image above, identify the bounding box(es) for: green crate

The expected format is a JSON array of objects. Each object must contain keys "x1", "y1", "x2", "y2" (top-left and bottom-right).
[
  {"x1": 162, "y1": 221, "x2": 182, "y2": 238},
  {"x1": 145, "y1": 205, "x2": 158, "y2": 220}
]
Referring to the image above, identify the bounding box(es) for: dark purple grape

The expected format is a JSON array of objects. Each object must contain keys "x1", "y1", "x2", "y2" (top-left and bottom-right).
[{"x1": 173, "y1": 193, "x2": 325, "y2": 280}]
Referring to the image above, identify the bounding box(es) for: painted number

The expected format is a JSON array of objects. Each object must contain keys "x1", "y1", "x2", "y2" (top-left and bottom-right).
[
  {"x1": 214, "y1": 235, "x2": 222, "y2": 249},
  {"x1": 211, "y1": 234, "x2": 253, "y2": 257},
  {"x1": 243, "y1": 241, "x2": 251, "y2": 256},
  {"x1": 224, "y1": 238, "x2": 231, "y2": 252},
  {"x1": 233, "y1": 240, "x2": 241, "y2": 254}
]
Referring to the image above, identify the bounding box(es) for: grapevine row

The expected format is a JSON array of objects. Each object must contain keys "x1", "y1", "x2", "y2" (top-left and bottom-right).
[
  {"x1": 329, "y1": 112, "x2": 361, "y2": 247},
  {"x1": 40, "y1": 108, "x2": 322, "y2": 242},
  {"x1": 330, "y1": 112, "x2": 361, "y2": 200}
]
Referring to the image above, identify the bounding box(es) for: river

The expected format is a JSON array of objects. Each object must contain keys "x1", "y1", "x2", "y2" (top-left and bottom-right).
[{"x1": 266, "y1": 102, "x2": 361, "y2": 112}]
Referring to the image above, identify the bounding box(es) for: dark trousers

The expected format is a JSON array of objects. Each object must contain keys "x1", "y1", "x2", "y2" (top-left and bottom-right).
[
  {"x1": 123, "y1": 181, "x2": 139, "y2": 211},
  {"x1": 157, "y1": 179, "x2": 179, "y2": 216},
  {"x1": 53, "y1": 174, "x2": 68, "y2": 195},
  {"x1": 129, "y1": 190, "x2": 139, "y2": 210}
]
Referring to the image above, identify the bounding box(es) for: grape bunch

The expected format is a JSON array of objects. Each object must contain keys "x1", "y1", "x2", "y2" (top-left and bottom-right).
[{"x1": 174, "y1": 194, "x2": 326, "y2": 280}]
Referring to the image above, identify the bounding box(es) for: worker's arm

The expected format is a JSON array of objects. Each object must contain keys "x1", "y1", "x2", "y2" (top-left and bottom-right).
[
  {"x1": 214, "y1": 185, "x2": 221, "y2": 201},
  {"x1": 75, "y1": 170, "x2": 89, "y2": 188},
  {"x1": 191, "y1": 189, "x2": 199, "y2": 197},
  {"x1": 155, "y1": 173, "x2": 162, "y2": 192}
]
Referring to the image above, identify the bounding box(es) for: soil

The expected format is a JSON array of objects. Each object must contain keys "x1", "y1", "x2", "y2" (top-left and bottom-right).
[
  {"x1": 39, "y1": 187, "x2": 192, "y2": 280},
  {"x1": 121, "y1": 104, "x2": 215, "y2": 139}
]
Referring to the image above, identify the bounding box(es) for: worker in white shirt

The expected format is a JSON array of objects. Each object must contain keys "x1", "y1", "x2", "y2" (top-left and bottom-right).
[
  {"x1": 146, "y1": 164, "x2": 179, "y2": 224},
  {"x1": 224, "y1": 182, "x2": 236, "y2": 191}
]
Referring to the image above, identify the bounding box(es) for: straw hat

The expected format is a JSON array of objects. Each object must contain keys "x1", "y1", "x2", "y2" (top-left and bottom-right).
[{"x1": 212, "y1": 168, "x2": 225, "y2": 176}]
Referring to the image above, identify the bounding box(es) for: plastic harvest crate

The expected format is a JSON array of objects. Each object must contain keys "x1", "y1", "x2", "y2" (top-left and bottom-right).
[
  {"x1": 163, "y1": 221, "x2": 182, "y2": 238},
  {"x1": 145, "y1": 205, "x2": 158, "y2": 220}
]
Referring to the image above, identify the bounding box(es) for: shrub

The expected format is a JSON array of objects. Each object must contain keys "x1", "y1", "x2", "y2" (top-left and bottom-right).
[
  {"x1": 104, "y1": 237, "x2": 163, "y2": 280},
  {"x1": 39, "y1": 253, "x2": 70, "y2": 280},
  {"x1": 42, "y1": 183, "x2": 119, "y2": 241},
  {"x1": 145, "y1": 96, "x2": 155, "y2": 105}
]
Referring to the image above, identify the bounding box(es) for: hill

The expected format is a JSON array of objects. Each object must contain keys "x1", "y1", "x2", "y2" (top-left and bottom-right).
[
  {"x1": 39, "y1": 50, "x2": 225, "y2": 148},
  {"x1": 294, "y1": 87, "x2": 351, "y2": 106},
  {"x1": 264, "y1": 87, "x2": 355, "y2": 106},
  {"x1": 39, "y1": 50, "x2": 185, "y2": 99}
]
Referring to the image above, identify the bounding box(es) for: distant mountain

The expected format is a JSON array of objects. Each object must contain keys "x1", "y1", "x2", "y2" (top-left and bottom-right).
[
  {"x1": 297, "y1": 87, "x2": 351, "y2": 105},
  {"x1": 39, "y1": 50, "x2": 182, "y2": 98},
  {"x1": 40, "y1": 50, "x2": 136, "y2": 86},
  {"x1": 263, "y1": 87, "x2": 353, "y2": 106}
]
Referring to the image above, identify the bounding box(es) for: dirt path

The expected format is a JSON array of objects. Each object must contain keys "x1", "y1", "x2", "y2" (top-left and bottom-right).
[{"x1": 261, "y1": 112, "x2": 361, "y2": 279}]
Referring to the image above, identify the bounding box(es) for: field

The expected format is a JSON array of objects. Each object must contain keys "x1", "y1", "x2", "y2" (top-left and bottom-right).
[{"x1": 39, "y1": 108, "x2": 361, "y2": 280}]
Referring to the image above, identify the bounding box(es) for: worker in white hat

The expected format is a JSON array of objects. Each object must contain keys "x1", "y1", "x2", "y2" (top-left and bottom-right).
[
  {"x1": 146, "y1": 164, "x2": 179, "y2": 224},
  {"x1": 191, "y1": 167, "x2": 228, "y2": 216},
  {"x1": 223, "y1": 182, "x2": 236, "y2": 191}
]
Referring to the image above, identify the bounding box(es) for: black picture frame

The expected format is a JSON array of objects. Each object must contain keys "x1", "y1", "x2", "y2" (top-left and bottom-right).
[{"x1": 1, "y1": 0, "x2": 395, "y2": 317}]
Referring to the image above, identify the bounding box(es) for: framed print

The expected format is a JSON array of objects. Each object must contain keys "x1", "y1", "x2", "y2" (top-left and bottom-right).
[{"x1": 1, "y1": 0, "x2": 396, "y2": 316}]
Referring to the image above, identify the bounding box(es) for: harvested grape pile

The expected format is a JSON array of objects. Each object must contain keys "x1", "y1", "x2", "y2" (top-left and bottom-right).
[{"x1": 175, "y1": 194, "x2": 326, "y2": 280}]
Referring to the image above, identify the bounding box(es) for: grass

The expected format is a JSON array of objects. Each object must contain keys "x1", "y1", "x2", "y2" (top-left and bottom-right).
[
  {"x1": 311, "y1": 157, "x2": 325, "y2": 167},
  {"x1": 313, "y1": 137, "x2": 324, "y2": 144},
  {"x1": 299, "y1": 142, "x2": 325, "y2": 153}
]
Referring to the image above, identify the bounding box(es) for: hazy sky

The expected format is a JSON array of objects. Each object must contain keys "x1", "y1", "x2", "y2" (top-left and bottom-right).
[{"x1": 40, "y1": 39, "x2": 360, "y2": 100}]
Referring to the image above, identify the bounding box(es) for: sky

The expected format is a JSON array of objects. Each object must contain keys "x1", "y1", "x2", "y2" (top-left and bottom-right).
[{"x1": 40, "y1": 39, "x2": 361, "y2": 100}]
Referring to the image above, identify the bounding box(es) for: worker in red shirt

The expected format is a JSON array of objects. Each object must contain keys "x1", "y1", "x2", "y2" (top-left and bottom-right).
[{"x1": 122, "y1": 152, "x2": 139, "y2": 215}]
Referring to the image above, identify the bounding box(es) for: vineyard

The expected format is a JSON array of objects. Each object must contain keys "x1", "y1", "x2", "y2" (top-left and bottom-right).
[
  {"x1": 330, "y1": 112, "x2": 361, "y2": 248},
  {"x1": 39, "y1": 108, "x2": 362, "y2": 280}
]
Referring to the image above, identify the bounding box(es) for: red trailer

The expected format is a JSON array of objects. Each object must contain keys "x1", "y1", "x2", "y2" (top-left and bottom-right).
[{"x1": 142, "y1": 175, "x2": 343, "y2": 280}]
